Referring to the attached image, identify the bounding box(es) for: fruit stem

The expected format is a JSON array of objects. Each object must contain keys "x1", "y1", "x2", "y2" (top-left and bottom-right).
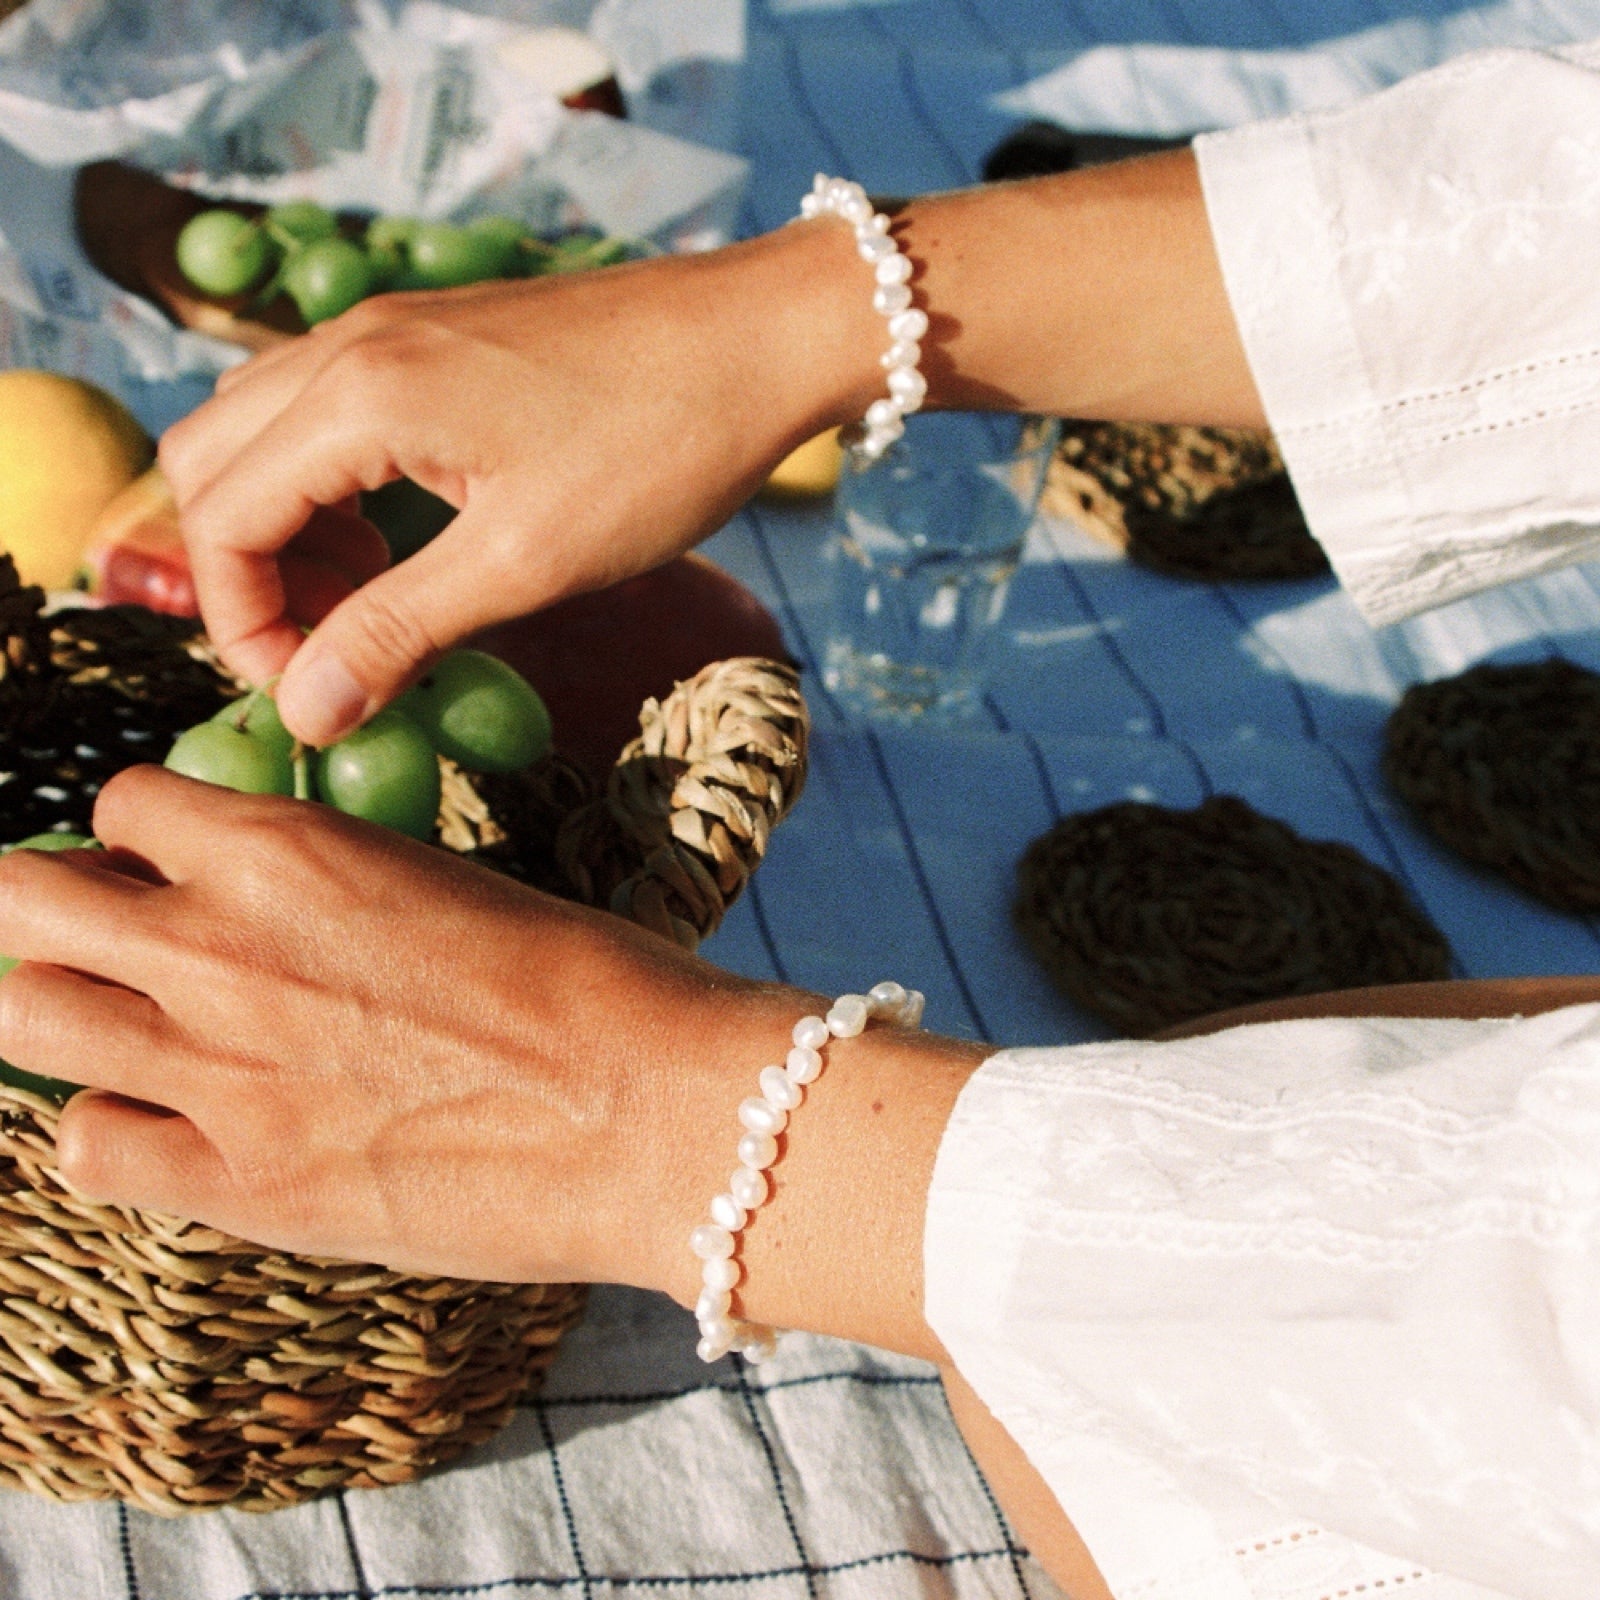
[{"x1": 292, "y1": 743, "x2": 312, "y2": 801}]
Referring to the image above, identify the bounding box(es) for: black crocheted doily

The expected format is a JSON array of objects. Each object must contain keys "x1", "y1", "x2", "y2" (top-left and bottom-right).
[
  {"x1": 1384, "y1": 659, "x2": 1600, "y2": 911},
  {"x1": 1015, "y1": 794, "x2": 1452, "y2": 1035}
]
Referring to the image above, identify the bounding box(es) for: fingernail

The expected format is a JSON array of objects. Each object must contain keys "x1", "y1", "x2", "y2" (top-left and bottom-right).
[{"x1": 279, "y1": 653, "x2": 367, "y2": 746}]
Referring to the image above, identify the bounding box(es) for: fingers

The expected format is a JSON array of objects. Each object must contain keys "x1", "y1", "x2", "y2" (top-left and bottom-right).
[
  {"x1": 274, "y1": 505, "x2": 519, "y2": 745},
  {"x1": 54, "y1": 1091, "x2": 229, "y2": 1218},
  {"x1": 0, "y1": 961, "x2": 185, "y2": 1106},
  {"x1": 0, "y1": 845, "x2": 158, "y2": 987}
]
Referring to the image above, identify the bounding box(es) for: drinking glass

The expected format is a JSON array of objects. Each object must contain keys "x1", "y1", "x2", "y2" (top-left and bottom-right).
[{"x1": 822, "y1": 411, "x2": 1059, "y2": 722}]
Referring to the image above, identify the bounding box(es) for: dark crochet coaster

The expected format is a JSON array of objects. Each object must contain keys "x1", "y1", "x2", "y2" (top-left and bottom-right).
[
  {"x1": 1015, "y1": 794, "x2": 1452, "y2": 1035},
  {"x1": 1384, "y1": 659, "x2": 1600, "y2": 911},
  {"x1": 1042, "y1": 421, "x2": 1329, "y2": 581}
]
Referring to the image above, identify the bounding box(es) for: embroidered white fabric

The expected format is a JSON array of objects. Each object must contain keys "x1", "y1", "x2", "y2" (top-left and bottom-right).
[
  {"x1": 1194, "y1": 40, "x2": 1600, "y2": 627},
  {"x1": 924, "y1": 1007, "x2": 1600, "y2": 1600}
]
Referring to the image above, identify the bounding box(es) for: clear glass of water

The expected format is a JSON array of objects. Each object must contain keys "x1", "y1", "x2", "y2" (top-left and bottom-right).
[{"x1": 823, "y1": 412, "x2": 1060, "y2": 722}]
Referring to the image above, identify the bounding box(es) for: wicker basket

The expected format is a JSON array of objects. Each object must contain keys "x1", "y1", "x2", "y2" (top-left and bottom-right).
[{"x1": 0, "y1": 566, "x2": 808, "y2": 1513}]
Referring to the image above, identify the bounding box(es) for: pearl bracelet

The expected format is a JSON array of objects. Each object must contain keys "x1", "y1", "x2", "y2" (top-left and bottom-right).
[
  {"x1": 798, "y1": 175, "x2": 929, "y2": 464},
  {"x1": 691, "y1": 980, "x2": 925, "y2": 1364}
]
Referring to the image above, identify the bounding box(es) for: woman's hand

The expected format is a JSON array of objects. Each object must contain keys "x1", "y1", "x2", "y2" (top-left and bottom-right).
[
  {"x1": 159, "y1": 228, "x2": 884, "y2": 747},
  {"x1": 0, "y1": 766, "x2": 981, "y2": 1353}
]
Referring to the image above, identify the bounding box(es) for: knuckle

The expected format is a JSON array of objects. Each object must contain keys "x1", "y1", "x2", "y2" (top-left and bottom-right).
[{"x1": 345, "y1": 586, "x2": 444, "y2": 674}]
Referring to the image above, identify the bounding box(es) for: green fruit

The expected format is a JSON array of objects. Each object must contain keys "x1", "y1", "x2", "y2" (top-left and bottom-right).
[
  {"x1": 315, "y1": 708, "x2": 441, "y2": 840},
  {"x1": 366, "y1": 216, "x2": 418, "y2": 253},
  {"x1": 366, "y1": 241, "x2": 404, "y2": 291},
  {"x1": 402, "y1": 650, "x2": 552, "y2": 773},
  {"x1": 285, "y1": 238, "x2": 373, "y2": 324},
  {"x1": 265, "y1": 200, "x2": 338, "y2": 245},
  {"x1": 176, "y1": 210, "x2": 273, "y2": 297},
  {"x1": 165, "y1": 719, "x2": 296, "y2": 795},
  {"x1": 463, "y1": 215, "x2": 526, "y2": 277},
  {"x1": 1, "y1": 832, "x2": 100, "y2": 853},
  {"x1": 407, "y1": 223, "x2": 506, "y2": 289},
  {"x1": 212, "y1": 691, "x2": 295, "y2": 761}
]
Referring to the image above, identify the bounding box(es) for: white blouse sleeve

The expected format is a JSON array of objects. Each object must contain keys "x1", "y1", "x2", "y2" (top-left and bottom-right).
[
  {"x1": 924, "y1": 1006, "x2": 1600, "y2": 1600},
  {"x1": 1194, "y1": 41, "x2": 1600, "y2": 627}
]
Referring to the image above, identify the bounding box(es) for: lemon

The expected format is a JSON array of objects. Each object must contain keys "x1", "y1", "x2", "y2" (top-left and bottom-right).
[
  {"x1": 0, "y1": 370, "x2": 152, "y2": 588},
  {"x1": 764, "y1": 427, "x2": 843, "y2": 498}
]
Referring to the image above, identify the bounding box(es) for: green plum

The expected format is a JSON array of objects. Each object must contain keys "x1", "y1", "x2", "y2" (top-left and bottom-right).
[
  {"x1": 265, "y1": 200, "x2": 339, "y2": 245},
  {"x1": 407, "y1": 223, "x2": 506, "y2": 289},
  {"x1": 463, "y1": 214, "x2": 527, "y2": 277},
  {"x1": 165, "y1": 719, "x2": 295, "y2": 795},
  {"x1": 402, "y1": 650, "x2": 552, "y2": 772},
  {"x1": 1, "y1": 832, "x2": 99, "y2": 854},
  {"x1": 315, "y1": 708, "x2": 441, "y2": 839},
  {"x1": 176, "y1": 209, "x2": 273, "y2": 297},
  {"x1": 213, "y1": 691, "x2": 295, "y2": 761},
  {"x1": 285, "y1": 238, "x2": 373, "y2": 324}
]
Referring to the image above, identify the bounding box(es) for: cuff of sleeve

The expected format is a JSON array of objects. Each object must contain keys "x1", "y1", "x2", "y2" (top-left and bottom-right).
[{"x1": 1195, "y1": 88, "x2": 1600, "y2": 627}]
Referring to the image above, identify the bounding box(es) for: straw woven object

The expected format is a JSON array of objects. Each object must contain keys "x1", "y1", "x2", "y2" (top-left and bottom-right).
[
  {"x1": 0, "y1": 560, "x2": 808, "y2": 1512},
  {"x1": 1041, "y1": 421, "x2": 1328, "y2": 581},
  {"x1": 1015, "y1": 795, "x2": 1452, "y2": 1035},
  {"x1": 1384, "y1": 659, "x2": 1600, "y2": 911}
]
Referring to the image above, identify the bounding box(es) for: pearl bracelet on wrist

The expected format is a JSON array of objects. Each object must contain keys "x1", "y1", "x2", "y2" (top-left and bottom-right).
[
  {"x1": 797, "y1": 175, "x2": 929, "y2": 464},
  {"x1": 691, "y1": 980, "x2": 925, "y2": 1364}
]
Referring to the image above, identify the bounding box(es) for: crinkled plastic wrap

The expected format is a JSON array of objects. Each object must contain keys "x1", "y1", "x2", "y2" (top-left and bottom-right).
[{"x1": 0, "y1": 0, "x2": 746, "y2": 423}]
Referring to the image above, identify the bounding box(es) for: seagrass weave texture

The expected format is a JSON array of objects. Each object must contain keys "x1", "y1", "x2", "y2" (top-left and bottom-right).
[
  {"x1": 1384, "y1": 659, "x2": 1600, "y2": 911},
  {"x1": 1015, "y1": 795, "x2": 1453, "y2": 1035},
  {"x1": 0, "y1": 561, "x2": 809, "y2": 1512},
  {"x1": 1041, "y1": 421, "x2": 1328, "y2": 580}
]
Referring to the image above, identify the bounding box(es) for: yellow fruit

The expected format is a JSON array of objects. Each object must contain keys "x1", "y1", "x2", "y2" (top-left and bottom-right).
[
  {"x1": 764, "y1": 427, "x2": 843, "y2": 497},
  {"x1": 0, "y1": 370, "x2": 152, "y2": 588}
]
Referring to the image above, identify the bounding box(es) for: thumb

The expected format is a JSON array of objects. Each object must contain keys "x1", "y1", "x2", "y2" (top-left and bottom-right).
[{"x1": 274, "y1": 516, "x2": 516, "y2": 746}]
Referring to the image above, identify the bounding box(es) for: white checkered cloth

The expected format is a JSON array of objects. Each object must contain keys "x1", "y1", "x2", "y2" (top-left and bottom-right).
[{"x1": 0, "y1": 1287, "x2": 1061, "y2": 1600}]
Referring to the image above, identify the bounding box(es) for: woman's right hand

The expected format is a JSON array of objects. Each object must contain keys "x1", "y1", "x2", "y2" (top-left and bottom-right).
[{"x1": 159, "y1": 224, "x2": 884, "y2": 747}]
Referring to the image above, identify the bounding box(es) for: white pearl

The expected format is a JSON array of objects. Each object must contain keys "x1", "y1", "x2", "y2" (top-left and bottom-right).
[
  {"x1": 786, "y1": 1045, "x2": 823, "y2": 1084},
  {"x1": 903, "y1": 989, "x2": 926, "y2": 1027},
  {"x1": 731, "y1": 1164, "x2": 768, "y2": 1209},
  {"x1": 864, "y1": 398, "x2": 900, "y2": 431},
  {"x1": 738, "y1": 1130, "x2": 779, "y2": 1170},
  {"x1": 760, "y1": 1064, "x2": 803, "y2": 1111},
  {"x1": 855, "y1": 436, "x2": 888, "y2": 463},
  {"x1": 826, "y1": 994, "x2": 870, "y2": 1037},
  {"x1": 873, "y1": 282, "x2": 913, "y2": 316},
  {"x1": 880, "y1": 340, "x2": 920, "y2": 370},
  {"x1": 874, "y1": 252, "x2": 912, "y2": 286},
  {"x1": 740, "y1": 1095, "x2": 787, "y2": 1137},
  {"x1": 857, "y1": 233, "x2": 895, "y2": 264},
  {"x1": 741, "y1": 1328, "x2": 779, "y2": 1363},
  {"x1": 869, "y1": 981, "x2": 908, "y2": 1016},
  {"x1": 696, "y1": 1286, "x2": 732, "y2": 1321},
  {"x1": 840, "y1": 194, "x2": 872, "y2": 226},
  {"x1": 799, "y1": 193, "x2": 821, "y2": 219},
  {"x1": 699, "y1": 1313, "x2": 737, "y2": 1348},
  {"x1": 826, "y1": 177, "x2": 854, "y2": 210},
  {"x1": 710, "y1": 1192, "x2": 747, "y2": 1232},
  {"x1": 703, "y1": 1255, "x2": 741, "y2": 1291},
  {"x1": 690, "y1": 1223, "x2": 734, "y2": 1260},
  {"x1": 887, "y1": 366, "x2": 927, "y2": 409},
  {"x1": 812, "y1": 172, "x2": 830, "y2": 195},
  {"x1": 887, "y1": 307, "x2": 929, "y2": 342},
  {"x1": 860, "y1": 211, "x2": 891, "y2": 236},
  {"x1": 793, "y1": 1016, "x2": 829, "y2": 1051},
  {"x1": 697, "y1": 1335, "x2": 731, "y2": 1363}
]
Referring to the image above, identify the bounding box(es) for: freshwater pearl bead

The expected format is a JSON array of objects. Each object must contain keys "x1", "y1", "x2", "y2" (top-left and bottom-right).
[
  {"x1": 860, "y1": 211, "x2": 891, "y2": 236},
  {"x1": 904, "y1": 989, "x2": 926, "y2": 1026},
  {"x1": 881, "y1": 340, "x2": 920, "y2": 370},
  {"x1": 760, "y1": 1064, "x2": 803, "y2": 1110},
  {"x1": 738, "y1": 1130, "x2": 779, "y2": 1170},
  {"x1": 872, "y1": 282, "x2": 913, "y2": 316},
  {"x1": 691, "y1": 1223, "x2": 735, "y2": 1260},
  {"x1": 696, "y1": 1286, "x2": 732, "y2": 1321},
  {"x1": 840, "y1": 193, "x2": 872, "y2": 226},
  {"x1": 786, "y1": 1045, "x2": 823, "y2": 1084},
  {"x1": 794, "y1": 1015, "x2": 829, "y2": 1051},
  {"x1": 739, "y1": 1095, "x2": 787, "y2": 1136},
  {"x1": 857, "y1": 232, "x2": 895, "y2": 264},
  {"x1": 799, "y1": 192, "x2": 821, "y2": 219},
  {"x1": 887, "y1": 366, "x2": 928, "y2": 409},
  {"x1": 730, "y1": 1164, "x2": 768, "y2": 1209},
  {"x1": 864, "y1": 398, "x2": 900, "y2": 431},
  {"x1": 874, "y1": 251, "x2": 913, "y2": 285},
  {"x1": 703, "y1": 1255, "x2": 741, "y2": 1291},
  {"x1": 887, "y1": 307, "x2": 928, "y2": 342},
  {"x1": 826, "y1": 177, "x2": 853, "y2": 208},
  {"x1": 826, "y1": 994, "x2": 870, "y2": 1037},
  {"x1": 869, "y1": 980, "x2": 908, "y2": 1015},
  {"x1": 693, "y1": 974, "x2": 921, "y2": 1364}
]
